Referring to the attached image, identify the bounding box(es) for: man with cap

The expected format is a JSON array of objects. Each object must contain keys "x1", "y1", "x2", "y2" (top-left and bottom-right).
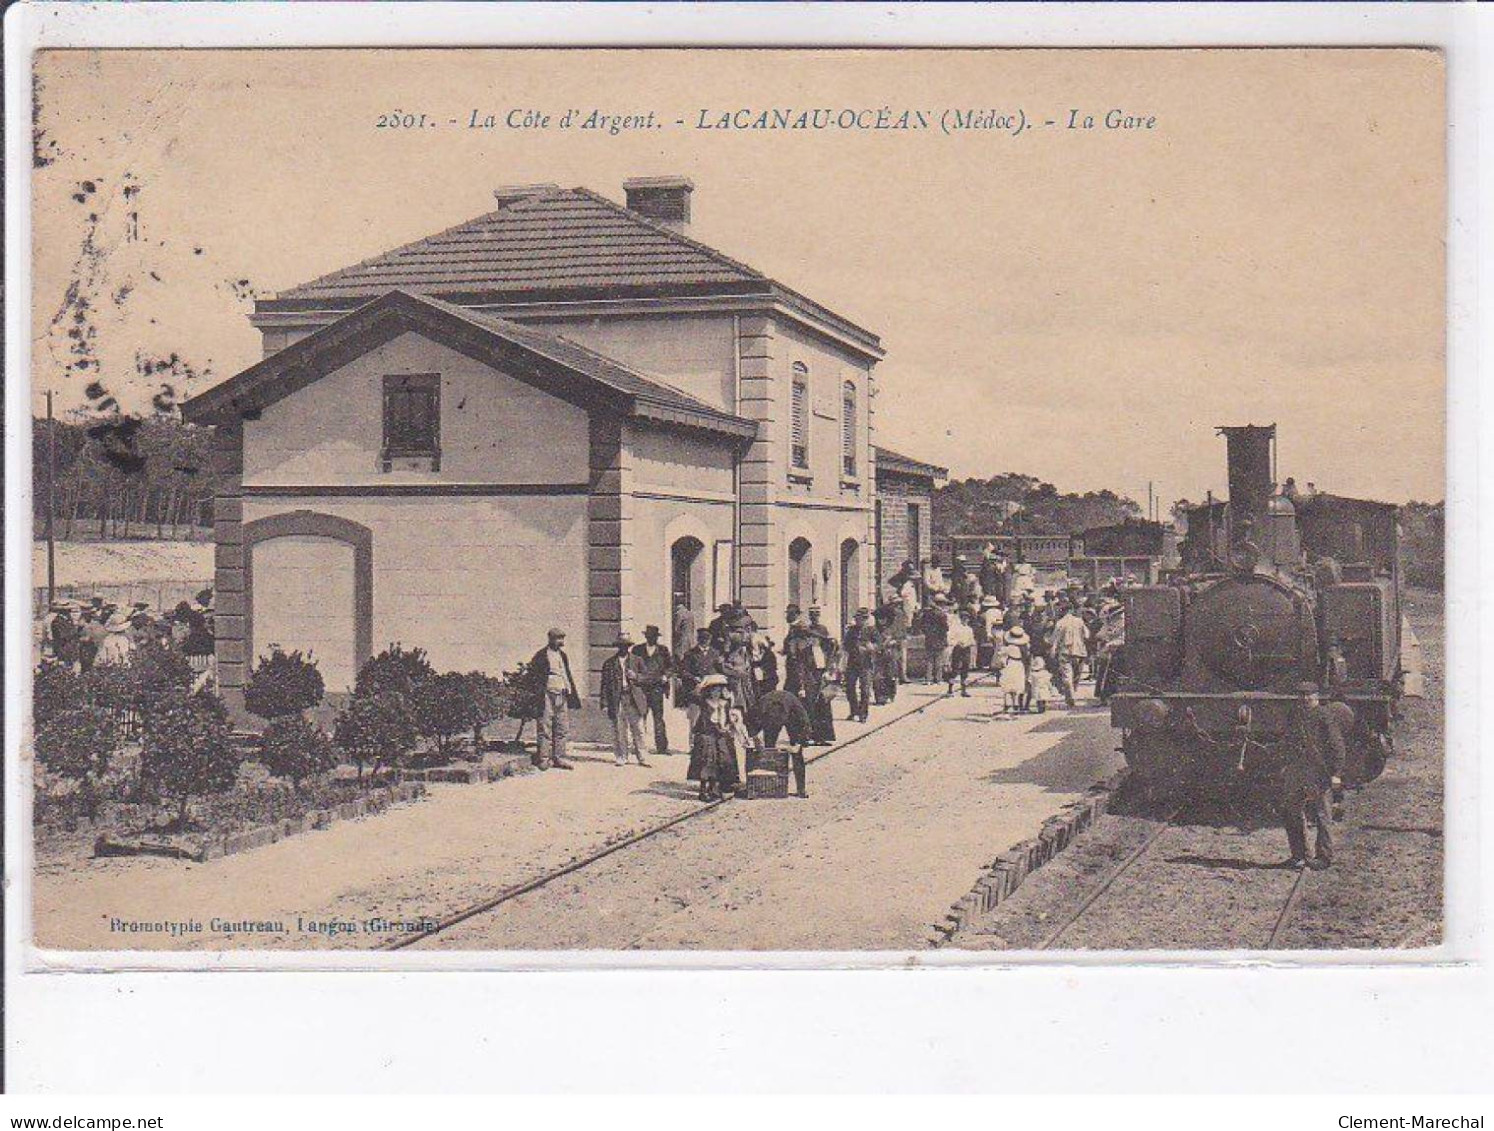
[
  {"x1": 602, "y1": 631, "x2": 650, "y2": 767},
  {"x1": 46, "y1": 602, "x2": 79, "y2": 666},
  {"x1": 706, "y1": 602, "x2": 737, "y2": 653},
  {"x1": 523, "y1": 628, "x2": 580, "y2": 770},
  {"x1": 677, "y1": 627, "x2": 722, "y2": 732},
  {"x1": 842, "y1": 607, "x2": 880, "y2": 723},
  {"x1": 630, "y1": 624, "x2": 674, "y2": 757}
]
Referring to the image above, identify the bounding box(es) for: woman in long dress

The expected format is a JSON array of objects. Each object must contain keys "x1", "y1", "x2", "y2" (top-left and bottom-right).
[
  {"x1": 686, "y1": 675, "x2": 741, "y2": 801},
  {"x1": 94, "y1": 612, "x2": 136, "y2": 668},
  {"x1": 999, "y1": 643, "x2": 1028, "y2": 714}
]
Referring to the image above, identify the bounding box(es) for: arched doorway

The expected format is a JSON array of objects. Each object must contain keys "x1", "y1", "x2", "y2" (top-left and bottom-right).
[
  {"x1": 788, "y1": 537, "x2": 813, "y2": 614},
  {"x1": 670, "y1": 536, "x2": 706, "y2": 650},
  {"x1": 840, "y1": 538, "x2": 861, "y2": 629}
]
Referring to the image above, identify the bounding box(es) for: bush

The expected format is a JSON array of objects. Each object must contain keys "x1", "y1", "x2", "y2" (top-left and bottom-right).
[
  {"x1": 411, "y1": 672, "x2": 481, "y2": 758},
  {"x1": 34, "y1": 660, "x2": 83, "y2": 728},
  {"x1": 139, "y1": 690, "x2": 240, "y2": 824},
  {"x1": 258, "y1": 715, "x2": 337, "y2": 790},
  {"x1": 463, "y1": 671, "x2": 510, "y2": 750},
  {"x1": 354, "y1": 644, "x2": 434, "y2": 702},
  {"x1": 35, "y1": 706, "x2": 117, "y2": 818},
  {"x1": 334, "y1": 692, "x2": 417, "y2": 779},
  {"x1": 244, "y1": 646, "x2": 325, "y2": 720},
  {"x1": 129, "y1": 637, "x2": 196, "y2": 712}
]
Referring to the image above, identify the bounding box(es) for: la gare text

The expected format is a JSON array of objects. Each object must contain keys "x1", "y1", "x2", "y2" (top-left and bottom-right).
[{"x1": 374, "y1": 107, "x2": 1158, "y2": 137}]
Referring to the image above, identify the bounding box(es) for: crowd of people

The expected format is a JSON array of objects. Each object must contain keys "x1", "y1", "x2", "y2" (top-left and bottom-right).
[
  {"x1": 38, "y1": 589, "x2": 217, "y2": 687},
  {"x1": 520, "y1": 546, "x2": 1134, "y2": 803}
]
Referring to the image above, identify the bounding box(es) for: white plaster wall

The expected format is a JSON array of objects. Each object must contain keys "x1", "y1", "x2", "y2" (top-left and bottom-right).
[
  {"x1": 631, "y1": 496, "x2": 736, "y2": 647},
  {"x1": 251, "y1": 536, "x2": 358, "y2": 692},
  {"x1": 244, "y1": 495, "x2": 588, "y2": 688},
  {"x1": 243, "y1": 332, "x2": 590, "y2": 487},
  {"x1": 775, "y1": 319, "x2": 874, "y2": 504},
  {"x1": 522, "y1": 313, "x2": 737, "y2": 413},
  {"x1": 629, "y1": 426, "x2": 735, "y2": 496}
]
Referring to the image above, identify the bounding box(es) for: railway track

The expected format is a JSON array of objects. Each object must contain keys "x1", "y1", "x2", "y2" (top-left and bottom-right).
[
  {"x1": 383, "y1": 675, "x2": 992, "y2": 951},
  {"x1": 1035, "y1": 794, "x2": 1312, "y2": 951}
]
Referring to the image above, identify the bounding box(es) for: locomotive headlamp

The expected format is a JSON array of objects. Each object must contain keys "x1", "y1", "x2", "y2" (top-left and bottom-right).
[{"x1": 1135, "y1": 698, "x2": 1169, "y2": 729}]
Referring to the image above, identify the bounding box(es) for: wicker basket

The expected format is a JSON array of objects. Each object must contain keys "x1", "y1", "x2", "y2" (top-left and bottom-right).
[{"x1": 743, "y1": 769, "x2": 790, "y2": 800}]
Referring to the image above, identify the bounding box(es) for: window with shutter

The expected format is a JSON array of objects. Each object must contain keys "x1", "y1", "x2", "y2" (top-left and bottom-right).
[
  {"x1": 791, "y1": 364, "x2": 810, "y2": 470},
  {"x1": 382, "y1": 373, "x2": 441, "y2": 469},
  {"x1": 842, "y1": 380, "x2": 857, "y2": 477}
]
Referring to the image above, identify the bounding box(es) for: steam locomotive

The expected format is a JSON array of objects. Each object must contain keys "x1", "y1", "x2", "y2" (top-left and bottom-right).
[{"x1": 1109, "y1": 425, "x2": 1403, "y2": 790}]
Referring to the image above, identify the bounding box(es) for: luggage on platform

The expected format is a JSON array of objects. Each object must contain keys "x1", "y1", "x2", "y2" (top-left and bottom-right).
[{"x1": 744, "y1": 768, "x2": 790, "y2": 800}]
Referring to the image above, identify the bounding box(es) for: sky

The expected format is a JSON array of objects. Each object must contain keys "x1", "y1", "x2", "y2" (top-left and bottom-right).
[{"x1": 31, "y1": 48, "x2": 1445, "y2": 507}]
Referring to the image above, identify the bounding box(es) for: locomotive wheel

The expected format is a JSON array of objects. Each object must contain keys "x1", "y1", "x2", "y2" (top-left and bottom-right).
[{"x1": 1351, "y1": 732, "x2": 1392, "y2": 785}]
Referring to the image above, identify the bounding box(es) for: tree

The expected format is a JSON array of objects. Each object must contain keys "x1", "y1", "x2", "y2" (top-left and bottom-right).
[
  {"x1": 333, "y1": 693, "x2": 417, "y2": 780},
  {"x1": 35, "y1": 706, "x2": 117, "y2": 819},
  {"x1": 139, "y1": 690, "x2": 239, "y2": 825},
  {"x1": 463, "y1": 671, "x2": 513, "y2": 752},
  {"x1": 257, "y1": 715, "x2": 337, "y2": 791},
  {"x1": 353, "y1": 644, "x2": 434, "y2": 703},
  {"x1": 411, "y1": 672, "x2": 481, "y2": 759},
  {"x1": 243, "y1": 646, "x2": 325, "y2": 720}
]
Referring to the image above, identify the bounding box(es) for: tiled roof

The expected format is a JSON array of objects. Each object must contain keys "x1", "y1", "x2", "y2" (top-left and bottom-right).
[
  {"x1": 874, "y1": 445, "x2": 948, "y2": 480},
  {"x1": 261, "y1": 186, "x2": 882, "y2": 355},
  {"x1": 182, "y1": 290, "x2": 757, "y2": 442},
  {"x1": 275, "y1": 188, "x2": 769, "y2": 303}
]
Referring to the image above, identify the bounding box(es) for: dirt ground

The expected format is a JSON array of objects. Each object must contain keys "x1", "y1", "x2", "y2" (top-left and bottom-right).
[
  {"x1": 955, "y1": 590, "x2": 1445, "y2": 951},
  {"x1": 32, "y1": 677, "x2": 1123, "y2": 952}
]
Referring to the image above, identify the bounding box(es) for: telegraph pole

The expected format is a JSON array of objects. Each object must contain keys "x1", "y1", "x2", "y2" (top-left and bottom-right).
[{"x1": 45, "y1": 390, "x2": 56, "y2": 606}]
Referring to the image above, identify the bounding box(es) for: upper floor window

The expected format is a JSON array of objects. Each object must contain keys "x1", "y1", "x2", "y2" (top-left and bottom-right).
[
  {"x1": 790, "y1": 363, "x2": 810, "y2": 471},
  {"x1": 382, "y1": 373, "x2": 441, "y2": 468},
  {"x1": 842, "y1": 380, "x2": 858, "y2": 477}
]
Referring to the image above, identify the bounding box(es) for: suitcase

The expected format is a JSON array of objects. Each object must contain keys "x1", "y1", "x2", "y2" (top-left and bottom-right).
[
  {"x1": 747, "y1": 746, "x2": 791, "y2": 775},
  {"x1": 743, "y1": 769, "x2": 790, "y2": 800}
]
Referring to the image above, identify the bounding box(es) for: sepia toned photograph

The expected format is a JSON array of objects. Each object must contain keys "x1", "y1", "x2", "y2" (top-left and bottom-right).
[{"x1": 22, "y1": 46, "x2": 1445, "y2": 958}]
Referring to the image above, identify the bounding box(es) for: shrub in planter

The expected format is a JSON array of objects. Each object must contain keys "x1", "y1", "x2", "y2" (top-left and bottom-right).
[
  {"x1": 353, "y1": 644, "x2": 434, "y2": 703},
  {"x1": 463, "y1": 671, "x2": 509, "y2": 752},
  {"x1": 34, "y1": 660, "x2": 83, "y2": 728},
  {"x1": 334, "y1": 692, "x2": 417, "y2": 779},
  {"x1": 244, "y1": 646, "x2": 325, "y2": 720},
  {"x1": 139, "y1": 690, "x2": 240, "y2": 826},
  {"x1": 35, "y1": 706, "x2": 117, "y2": 820},
  {"x1": 411, "y1": 672, "x2": 481, "y2": 759},
  {"x1": 258, "y1": 715, "x2": 337, "y2": 791}
]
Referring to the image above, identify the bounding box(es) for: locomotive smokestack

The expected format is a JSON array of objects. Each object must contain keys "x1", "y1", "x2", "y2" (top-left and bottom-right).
[{"x1": 1218, "y1": 424, "x2": 1276, "y2": 549}]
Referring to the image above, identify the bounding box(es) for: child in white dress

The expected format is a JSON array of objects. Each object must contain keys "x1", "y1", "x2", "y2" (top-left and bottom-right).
[{"x1": 1028, "y1": 657, "x2": 1056, "y2": 713}]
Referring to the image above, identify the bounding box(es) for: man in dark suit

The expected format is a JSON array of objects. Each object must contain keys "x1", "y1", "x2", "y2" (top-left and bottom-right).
[
  {"x1": 754, "y1": 688, "x2": 812, "y2": 798},
  {"x1": 521, "y1": 628, "x2": 580, "y2": 770},
  {"x1": 630, "y1": 624, "x2": 674, "y2": 757}
]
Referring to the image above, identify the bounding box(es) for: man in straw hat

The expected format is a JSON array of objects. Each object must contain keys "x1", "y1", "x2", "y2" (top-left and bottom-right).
[{"x1": 601, "y1": 631, "x2": 650, "y2": 767}]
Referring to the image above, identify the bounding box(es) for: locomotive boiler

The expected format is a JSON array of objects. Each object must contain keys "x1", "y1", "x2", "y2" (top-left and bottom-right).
[{"x1": 1109, "y1": 424, "x2": 1402, "y2": 790}]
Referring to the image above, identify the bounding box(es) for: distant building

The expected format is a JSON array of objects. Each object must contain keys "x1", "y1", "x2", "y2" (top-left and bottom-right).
[{"x1": 873, "y1": 447, "x2": 947, "y2": 596}]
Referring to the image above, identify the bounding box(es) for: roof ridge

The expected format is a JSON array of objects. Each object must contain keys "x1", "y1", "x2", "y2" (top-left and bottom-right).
[
  {"x1": 566, "y1": 186, "x2": 766, "y2": 283},
  {"x1": 276, "y1": 185, "x2": 577, "y2": 298}
]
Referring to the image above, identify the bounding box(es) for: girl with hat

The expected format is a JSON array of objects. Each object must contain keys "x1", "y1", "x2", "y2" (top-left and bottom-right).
[
  {"x1": 686, "y1": 674, "x2": 742, "y2": 802},
  {"x1": 999, "y1": 642, "x2": 1028, "y2": 714}
]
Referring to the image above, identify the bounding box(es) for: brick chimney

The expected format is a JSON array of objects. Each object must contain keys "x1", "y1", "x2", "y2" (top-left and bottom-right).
[
  {"x1": 624, "y1": 176, "x2": 693, "y2": 231},
  {"x1": 493, "y1": 183, "x2": 559, "y2": 209}
]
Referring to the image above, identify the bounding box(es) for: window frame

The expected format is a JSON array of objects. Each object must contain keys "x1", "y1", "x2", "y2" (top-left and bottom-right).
[
  {"x1": 841, "y1": 379, "x2": 858, "y2": 479},
  {"x1": 790, "y1": 362, "x2": 811, "y2": 473},
  {"x1": 381, "y1": 372, "x2": 442, "y2": 470}
]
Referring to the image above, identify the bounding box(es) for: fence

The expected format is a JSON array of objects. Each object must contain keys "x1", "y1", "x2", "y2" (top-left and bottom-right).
[{"x1": 32, "y1": 579, "x2": 214, "y2": 621}]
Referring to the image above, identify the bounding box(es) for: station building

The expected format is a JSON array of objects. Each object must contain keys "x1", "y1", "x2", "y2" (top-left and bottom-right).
[{"x1": 182, "y1": 178, "x2": 943, "y2": 709}]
